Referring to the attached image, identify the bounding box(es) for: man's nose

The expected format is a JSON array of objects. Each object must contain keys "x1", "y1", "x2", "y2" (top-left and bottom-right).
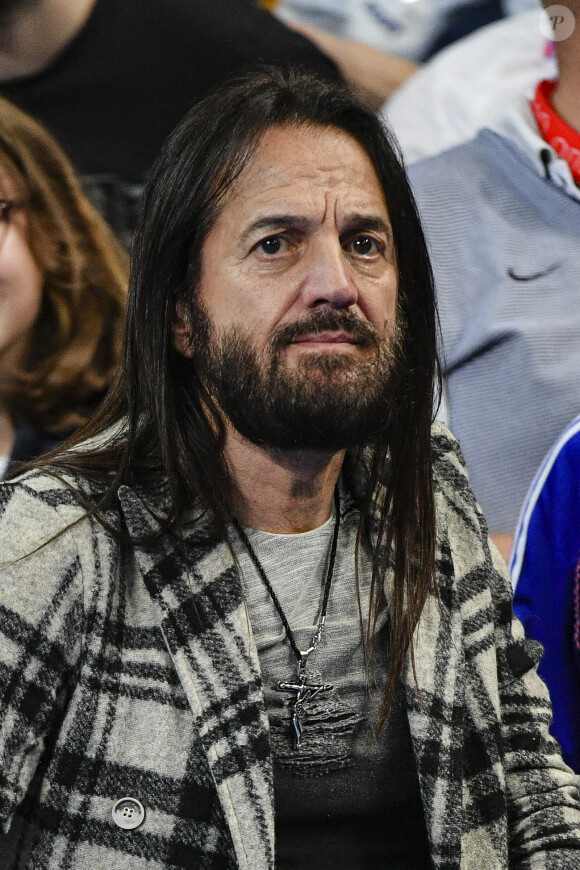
[{"x1": 299, "y1": 239, "x2": 358, "y2": 309}]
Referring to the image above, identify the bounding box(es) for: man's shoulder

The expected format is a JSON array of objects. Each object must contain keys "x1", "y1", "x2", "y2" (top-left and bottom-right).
[
  {"x1": 409, "y1": 126, "x2": 531, "y2": 201},
  {"x1": 429, "y1": 424, "x2": 507, "y2": 586},
  {"x1": 430, "y1": 421, "x2": 468, "y2": 480},
  {"x1": 409, "y1": 129, "x2": 496, "y2": 173},
  {"x1": 0, "y1": 468, "x2": 103, "y2": 566},
  {"x1": 1, "y1": 467, "x2": 90, "y2": 502},
  {"x1": 430, "y1": 421, "x2": 481, "y2": 515},
  {"x1": 431, "y1": 418, "x2": 460, "y2": 452},
  {"x1": 0, "y1": 466, "x2": 116, "y2": 533}
]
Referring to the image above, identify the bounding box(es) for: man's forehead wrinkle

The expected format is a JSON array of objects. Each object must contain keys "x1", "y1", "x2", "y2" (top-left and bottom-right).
[
  {"x1": 233, "y1": 162, "x2": 357, "y2": 200},
  {"x1": 215, "y1": 123, "x2": 392, "y2": 242},
  {"x1": 233, "y1": 138, "x2": 372, "y2": 194},
  {"x1": 236, "y1": 177, "x2": 389, "y2": 221}
]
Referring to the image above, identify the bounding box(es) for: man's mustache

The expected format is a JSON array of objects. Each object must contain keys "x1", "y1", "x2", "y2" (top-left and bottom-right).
[{"x1": 271, "y1": 310, "x2": 380, "y2": 349}]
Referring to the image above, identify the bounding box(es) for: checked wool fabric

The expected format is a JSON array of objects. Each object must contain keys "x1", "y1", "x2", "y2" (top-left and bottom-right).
[{"x1": 0, "y1": 422, "x2": 578, "y2": 869}]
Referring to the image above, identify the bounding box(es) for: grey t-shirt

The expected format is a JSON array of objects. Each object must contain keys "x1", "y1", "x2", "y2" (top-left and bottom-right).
[{"x1": 232, "y1": 489, "x2": 431, "y2": 868}]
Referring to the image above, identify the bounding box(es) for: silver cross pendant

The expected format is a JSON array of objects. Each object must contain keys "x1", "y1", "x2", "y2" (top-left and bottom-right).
[{"x1": 276, "y1": 661, "x2": 333, "y2": 749}]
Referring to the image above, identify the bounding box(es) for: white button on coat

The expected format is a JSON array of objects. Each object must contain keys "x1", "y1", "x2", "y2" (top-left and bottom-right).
[{"x1": 112, "y1": 797, "x2": 146, "y2": 830}]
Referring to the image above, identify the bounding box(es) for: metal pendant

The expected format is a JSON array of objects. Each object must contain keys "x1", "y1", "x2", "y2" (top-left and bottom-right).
[{"x1": 276, "y1": 654, "x2": 333, "y2": 749}]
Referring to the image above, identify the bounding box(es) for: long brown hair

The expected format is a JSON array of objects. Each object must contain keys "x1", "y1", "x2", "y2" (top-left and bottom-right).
[
  {"x1": 0, "y1": 96, "x2": 128, "y2": 433},
  {"x1": 26, "y1": 68, "x2": 441, "y2": 722}
]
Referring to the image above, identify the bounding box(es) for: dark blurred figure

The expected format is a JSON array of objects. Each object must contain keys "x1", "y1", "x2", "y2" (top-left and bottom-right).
[{"x1": 0, "y1": 0, "x2": 340, "y2": 246}]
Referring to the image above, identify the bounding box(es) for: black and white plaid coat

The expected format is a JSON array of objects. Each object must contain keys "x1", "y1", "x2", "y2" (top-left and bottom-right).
[{"x1": 0, "y1": 423, "x2": 578, "y2": 869}]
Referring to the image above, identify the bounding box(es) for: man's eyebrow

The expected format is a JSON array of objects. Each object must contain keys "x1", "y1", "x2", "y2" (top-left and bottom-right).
[
  {"x1": 239, "y1": 213, "x2": 393, "y2": 247},
  {"x1": 342, "y1": 214, "x2": 392, "y2": 237},
  {"x1": 239, "y1": 215, "x2": 310, "y2": 247}
]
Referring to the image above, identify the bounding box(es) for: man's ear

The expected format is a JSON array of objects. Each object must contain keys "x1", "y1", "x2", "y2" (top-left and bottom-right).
[{"x1": 173, "y1": 300, "x2": 194, "y2": 358}]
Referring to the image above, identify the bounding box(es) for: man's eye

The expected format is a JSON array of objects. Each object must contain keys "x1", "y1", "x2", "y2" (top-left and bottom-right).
[
  {"x1": 348, "y1": 235, "x2": 381, "y2": 257},
  {"x1": 256, "y1": 235, "x2": 287, "y2": 255}
]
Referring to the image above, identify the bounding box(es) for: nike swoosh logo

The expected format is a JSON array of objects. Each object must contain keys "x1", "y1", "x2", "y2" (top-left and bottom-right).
[{"x1": 508, "y1": 263, "x2": 561, "y2": 281}]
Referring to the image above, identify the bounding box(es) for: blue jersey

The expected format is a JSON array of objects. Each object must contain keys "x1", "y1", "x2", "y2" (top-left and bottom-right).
[{"x1": 510, "y1": 414, "x2": 580, "y2": 772}]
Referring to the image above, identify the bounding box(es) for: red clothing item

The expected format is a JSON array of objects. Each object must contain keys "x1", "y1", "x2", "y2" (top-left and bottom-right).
[{"x1": 531, "y1": 78, "x2": 580, "y2": 184}]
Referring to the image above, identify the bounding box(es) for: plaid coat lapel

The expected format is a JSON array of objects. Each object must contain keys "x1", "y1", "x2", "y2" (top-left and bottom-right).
[
  {"x1": 400, "y1": 572, "x2": 465, "y2": 870},
  {"x1": 118, "y1": 485, "x2": 274, "y2": 870}
]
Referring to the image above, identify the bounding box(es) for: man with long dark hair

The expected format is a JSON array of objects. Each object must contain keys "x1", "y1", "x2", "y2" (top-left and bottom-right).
[{"x1": 0, "y1": 69, "x2": 578, "y2": 870}]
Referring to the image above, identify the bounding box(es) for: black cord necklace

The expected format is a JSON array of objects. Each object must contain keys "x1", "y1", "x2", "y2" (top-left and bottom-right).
[{"x1": 233, "y1": 489, "x2": 340, "y2": 749}]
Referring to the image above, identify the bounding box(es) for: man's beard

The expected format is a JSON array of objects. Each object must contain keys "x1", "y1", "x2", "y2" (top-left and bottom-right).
[{"x1": 190, "y1": 304, "x2": 403, "y2": 452}]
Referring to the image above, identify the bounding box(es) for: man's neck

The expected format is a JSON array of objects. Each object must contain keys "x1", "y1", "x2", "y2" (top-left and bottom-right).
[
  {"x1": 551, "y1": 42, "x2": 580, "y2": 133},
  {"x1": 551, "y1": 78, "x2": 580, "y2": 134},
  {"x1": 0, "y1": 0, "x2": 97, "y2": 81},
  {"x1": 224, "y1": 427, "x2": 345, "y2": 534}
]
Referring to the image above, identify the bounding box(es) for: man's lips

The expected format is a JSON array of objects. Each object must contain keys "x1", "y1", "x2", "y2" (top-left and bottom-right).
[{"x1": 290, "y1": 331, "x2": 363, "y2": 345}]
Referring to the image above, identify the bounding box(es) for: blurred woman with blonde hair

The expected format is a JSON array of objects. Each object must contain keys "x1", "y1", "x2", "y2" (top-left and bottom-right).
[{"x1": 0, "y1": 96, "x2": 127, "y2": 474}]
